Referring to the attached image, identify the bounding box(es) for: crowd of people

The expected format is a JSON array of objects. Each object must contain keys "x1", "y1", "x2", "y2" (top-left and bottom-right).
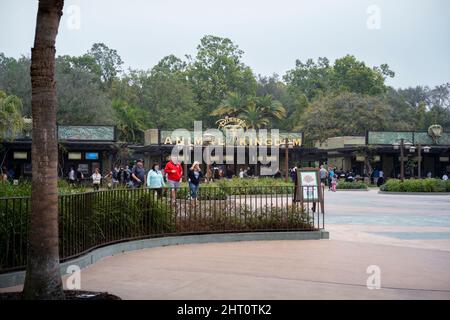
[
  {"x1": 63, "y1": 159, "x2": 289, "y2": 203},
  {"x1": 67, "y1": 157, "x2": 189, "y2": 203},
  {"x1": 288, "y1": 165, "x2": 386, "y2": 192}
]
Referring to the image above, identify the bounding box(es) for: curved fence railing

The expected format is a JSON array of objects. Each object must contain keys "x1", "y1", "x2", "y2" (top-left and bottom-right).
[{"x1": 0, "y1": 186, "x2": 324, "y2": 273}]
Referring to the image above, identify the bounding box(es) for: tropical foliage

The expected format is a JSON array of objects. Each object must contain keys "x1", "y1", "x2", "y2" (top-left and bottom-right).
[
  {"x1": 1, "y1": 37, "x2": 449, "y2": 143},
  {"x1": 0, "y1": 90, "x2": 23, "y2": 141}
]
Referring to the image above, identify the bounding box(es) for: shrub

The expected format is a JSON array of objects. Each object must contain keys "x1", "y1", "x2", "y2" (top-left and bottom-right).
[
  {"x1": 336, "y1": 181, "x2": 368, "y2": 190},
  {"x1": 380, "y1": 178, "x2": 449, "y2": 192},
  {"x1": 0, "y1": 179, "x2": 86, "y2": 198}
]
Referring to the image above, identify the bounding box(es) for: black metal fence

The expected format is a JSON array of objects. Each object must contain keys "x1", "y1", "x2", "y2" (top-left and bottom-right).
[{"x1": 0, "y1": 186, "x2": 324, "y2": 273}]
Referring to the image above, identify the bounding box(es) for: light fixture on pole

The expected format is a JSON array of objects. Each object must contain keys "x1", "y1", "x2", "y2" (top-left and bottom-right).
[
  {"x1": 282, "y1": 138, "x2": 294, "y2": 182},
  {"x1": 392, "y1": 138, "x2": 411, "y2": 182}
]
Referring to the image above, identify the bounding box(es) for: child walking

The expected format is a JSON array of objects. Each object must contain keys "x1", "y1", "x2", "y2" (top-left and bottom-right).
[{"x1": 331, "y1": 176, "x2": 337, "y2": 192}]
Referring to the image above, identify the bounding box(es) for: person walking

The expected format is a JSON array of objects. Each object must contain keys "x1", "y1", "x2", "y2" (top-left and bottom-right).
[
  {"x1": 328, "y1": 168, "x2": 335, "y2": 190},
  {"x1": 290, "y1": 166, "x2": 297, "y2": 183},
  {"x1": 91, "y1": 168, "x2": 102, "y2": 191},
  {"x1": 319, "y1": 165, "x2": 328, "y2": 186},
  {"x1": 76, "y1": 167, "x2": 84, "y2": 187},
  {"x1": 68, "y1": 166, "x2": 76, "y2": 186},
  {"x1": 377, "y1": 169, "x2": 385, "y2": 186},
  {"x1": 120, "y1": 165, "x2": 131, "y2": 186},
  {"x1": 372, "y1": 168, "x2": 380, "y2": 185},
  {"x1": 164, "y1": 156, "x2": 183, "y2": 204},
  {"x1": 1, "y1": 166, "x2": 8, "y2": 182},
  {"x1": 205, "y1": 166, "x2": 213, "y2": 183},
  {"x1": 331, "y1": 175, "x2": 337, "y2": 192},
  {"x1": 147, "y1": 163, "x2": 165, "y2": 198},
  {"x1": 131, "y1": 159, "x2": 146, "y2": 188},
  {"x1": 188, "y1": 161, "x2": 203, "y2": 204},
  {"x1": 111, "y1": 166, "x2": 120, "y2": 188}
]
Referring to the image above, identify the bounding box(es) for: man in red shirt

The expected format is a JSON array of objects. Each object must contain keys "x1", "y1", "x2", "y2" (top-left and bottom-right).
[{"x1": 164, "y1": 156, "x2": 183, "y2": 203}]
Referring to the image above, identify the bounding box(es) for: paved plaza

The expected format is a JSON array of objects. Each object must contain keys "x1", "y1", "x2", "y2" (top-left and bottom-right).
[{"x1": 2, "y1": 189, "x2": 450, "y2": 299}]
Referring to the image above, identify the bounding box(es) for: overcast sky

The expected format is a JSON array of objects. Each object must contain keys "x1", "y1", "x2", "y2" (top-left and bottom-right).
[{"x1": 1, "y1": 0, "x2": 449, "y2": 88}]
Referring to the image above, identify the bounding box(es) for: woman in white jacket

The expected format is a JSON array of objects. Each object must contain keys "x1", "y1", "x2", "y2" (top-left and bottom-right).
[{"x1": 91, "y1": 168, "x2": 102, "y2": 191}]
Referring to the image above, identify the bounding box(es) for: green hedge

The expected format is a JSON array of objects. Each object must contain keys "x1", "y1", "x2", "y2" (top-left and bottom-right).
[
  {"x1": 177, "y1": 187, "x2": 228, "y2": 200},
  {"x1": 380, "y1": 178, "x2": 450, "y2": 192},
  {"x1": 336, "y1": 181, "x2": 368, "y2": 190},
  {"x1": 0, "y1": 179, "x2": 86, "y2": 197}
]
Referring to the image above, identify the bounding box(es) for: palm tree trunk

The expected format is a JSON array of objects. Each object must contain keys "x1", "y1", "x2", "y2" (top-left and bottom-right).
[{"x1": 23, "y1": 0, "x2": 65, "y2": 300}]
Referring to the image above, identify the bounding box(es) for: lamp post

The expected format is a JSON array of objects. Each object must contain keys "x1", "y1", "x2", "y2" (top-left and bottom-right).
[
  {"x1": 183, "y1": 139, "x2": 194, "y2": 182},
  {"x1": 283, "y1": 138, "x2": 294, "y2": 182},
  {"x1": 394, "y1": 140, "x2": 431, "y2": 180},
  {"x1": 409, "y1": 144, "x2": 431, "y2": 178},
  {"x1": 203, "y1": 133, "x2": 214, "y2": 182},
  {"x1": 393, "y1": 139, "x2": 412, "y2": 182}
]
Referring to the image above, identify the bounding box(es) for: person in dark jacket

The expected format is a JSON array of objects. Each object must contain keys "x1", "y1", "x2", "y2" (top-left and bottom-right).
[{"x1": 188, "y1": 161, "x2": 204, "y2": 204}]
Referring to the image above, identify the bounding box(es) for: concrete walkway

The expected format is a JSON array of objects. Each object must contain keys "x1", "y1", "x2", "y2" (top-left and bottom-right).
[
  {"x1": 2, "y1": 239, "x2": 450, "y2": 299},
  {"x1": 325, "y1": 188, "x2": 450, "y2": 251},
  {"x1": 2, "y1": 189, "x2": 449, "y2": 299}
]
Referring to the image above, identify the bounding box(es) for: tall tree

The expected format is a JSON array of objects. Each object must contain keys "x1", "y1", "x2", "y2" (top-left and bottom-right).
[
  {"x1": 284, "y1": 55, "x2": 394, "y2": 102},
  {"x1": 297, "y1": 92, "x2": 401, "y2": 143},
  {"x1": 112, "y1": 99, "x2": 147, "y2": 142},
  {"x1": 22, "y1": 0, "x2": 65, "y2": 300},
  {"x1": 188, "y1": 35, "x2": 256, "y2": 126},
  {"x1": 210, "y1": 92, "x2": 249, "y2": 117},
  {"x1": 211, "y1": 92, "x2": 286, "y2": 129},
  {"x1": 255, "y1": 94, "x2": 286, "y2": 120},
  {"x1": 87, "y1": 43, "x2": 123, "y2": 88},
  {"x1": 0, "y1": 90, "x2": 23, "y2": 141},
  {"x1": 0, "y1": 54, "x2": 32, "y2": 116},
  {"x1": 283, "y1": 57, "x2": 332, "y2": 101},
  {"x1": 238, "y1": 102, "x2": 269, "y2": 129},
  {"x1": 55, "y1": 56, "x2": 114, "y2": 124},
  {"x1": 331, "y1": 55, "x2": 393, "y2": 95}
]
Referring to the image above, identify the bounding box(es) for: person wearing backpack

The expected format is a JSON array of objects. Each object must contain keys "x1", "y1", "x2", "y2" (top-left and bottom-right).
[
  {"x1": 111, "y1": 166, "x2": 120, "y2": 188},
  {"x1": 131, "y1": 159, "x2": 146, "y2": 188}
]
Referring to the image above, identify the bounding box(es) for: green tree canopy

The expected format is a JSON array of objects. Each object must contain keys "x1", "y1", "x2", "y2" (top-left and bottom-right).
[
  {"x1": 0, "y1": 90, "x2": 23, "y2": 141},
  {"x1": 284, "y1": 55, "x2": 394, "y2": 102},
  {"x1": 87, "y1": 42, "x2": 123, "y2": 87},
  {"x1": 297, "y1": 92, "x2": 402, "y2": 143},
  {"x1": 188, "y1": 35, "x2": 257, "y2": 127},
  {"x1": 0, "y1": 53, "x2": 31, "y2": 115},
  {"x1": 112, "y1": 99, "x2": 147, "y2": 142}
]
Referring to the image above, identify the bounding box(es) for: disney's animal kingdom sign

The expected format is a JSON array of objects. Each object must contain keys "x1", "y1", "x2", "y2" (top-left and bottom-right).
[{"x1": 216, "y1": 117, "x2": 248, "y2": 131}]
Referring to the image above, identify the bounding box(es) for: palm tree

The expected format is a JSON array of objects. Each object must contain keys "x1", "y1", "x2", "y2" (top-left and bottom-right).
[
  {"x1": 210, "y1": 92, "x2": 249, "y2": 118},
  {"x1": 23, "y1": 0, "x2": 65, "y2": 300},
  {"x1": 211, "y1": 92, "x2": 287, "y2": 129},
  {"x1": 255, "y1": 94, "x2": 287, "y2": 120},
  {"x1": 112, "y1": 99, "x2": 146, "y2": 142},
  {"x1": 238, "y1": 102, "x2": 269, "y2": 129}
]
